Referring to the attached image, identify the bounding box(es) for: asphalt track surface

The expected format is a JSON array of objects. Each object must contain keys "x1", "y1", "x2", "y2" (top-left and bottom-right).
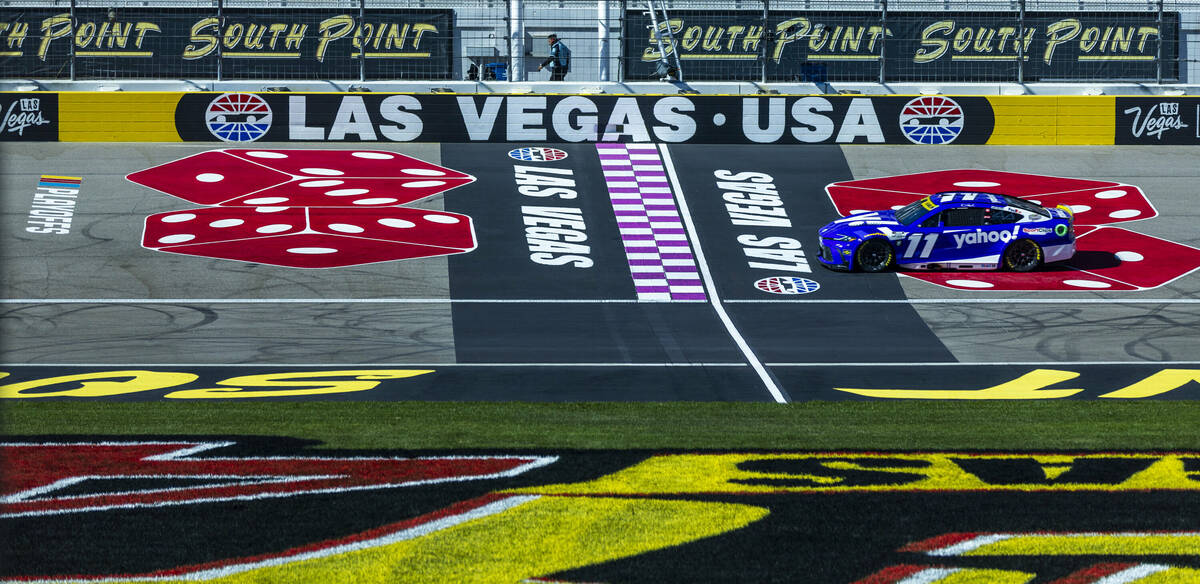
[{"x1": 3, "y1": 143, "x2": 1200, "y2": 401}]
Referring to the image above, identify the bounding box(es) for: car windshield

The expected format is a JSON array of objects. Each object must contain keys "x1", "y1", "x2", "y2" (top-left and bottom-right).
[{"x1": 895, "y1": 198, "x2": 932, "y2": 225}]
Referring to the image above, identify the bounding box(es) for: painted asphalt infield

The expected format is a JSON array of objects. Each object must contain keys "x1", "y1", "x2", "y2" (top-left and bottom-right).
[{"x1": 2, "y1": 143, "x2": 1200, "y2": 401}]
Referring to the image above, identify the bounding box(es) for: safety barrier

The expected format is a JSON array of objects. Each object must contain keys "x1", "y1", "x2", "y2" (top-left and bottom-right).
[{"x1": 3, "y1": 91, "x2": 1195, "y2": 145}]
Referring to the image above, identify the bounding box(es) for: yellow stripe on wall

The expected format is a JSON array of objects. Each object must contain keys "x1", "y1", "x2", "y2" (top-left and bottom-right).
[
  {"x1": 986, "y1": 95, "x2": 1114, "y2": 145},
  {"x1": 59, "y1": 92, "x2": 182, "y2": 142}
]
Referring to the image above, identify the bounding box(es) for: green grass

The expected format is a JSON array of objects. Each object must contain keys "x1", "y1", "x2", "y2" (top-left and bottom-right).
[{"x1": 4, "y1": 401, "x2": 1199, "y2": 450}]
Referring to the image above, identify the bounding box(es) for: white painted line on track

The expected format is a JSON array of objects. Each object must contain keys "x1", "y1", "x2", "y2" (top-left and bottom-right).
[
  {"x1": 658, "y1": 143, "x2": 788, "y2": 404},
  {"x1": 727, "y1": 298, "x2": 1200, "y2": 304},
  {"x1": 8, "y1": 298, "x2": 1197, "y2": 305},
  {"x1": 6, "y1": 361, "x2": 1191, "y2": 367},
  {"x1": 0, "y1": 299, "x2": 706, "y2": 304},
  {"x1": 766, "y1": 360, "x2": 1200, "y2": 367},
  {"x1": 0, "y1": 362, "x2": 751, "y2": 367}
]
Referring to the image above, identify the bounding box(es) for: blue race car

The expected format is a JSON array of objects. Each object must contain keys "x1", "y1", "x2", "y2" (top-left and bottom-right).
[{"x1": 817, "y1": 192, "x2": 1075, "y2": 272}]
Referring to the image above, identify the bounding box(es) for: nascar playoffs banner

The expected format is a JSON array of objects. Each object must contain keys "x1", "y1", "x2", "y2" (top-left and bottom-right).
[
  {"x1": 1116, "y1": 97, "x2": 1200, "y2": 145},
  {"x1": 625, "y1": 10, "x2": 1179, "y2": 82},
  {"x1": 175, "y1": 92, "x2": 996, "y2": 145},
  {"x1": 0, "y1": 8, "x2": 453, "y2": 80}
]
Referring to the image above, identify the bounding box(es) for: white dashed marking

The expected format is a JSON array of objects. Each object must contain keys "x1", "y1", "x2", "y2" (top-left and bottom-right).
[
  {"x1": 287, "y1": 247, "x2": 338, "y2": 254},
  {"x1": 379, "y1": 218, "x2": 416, "y2": 228},
  {"x1": 158, "y1": 234, "x2": 195, "y2": 244},
  {"x1": 402, "y1": 180, "x2": 448, "y2": 188},
  {"x1": 299, "y1": 180, "x2": 344, "y2": 188},
  {"x1": 328, "y1": 223, "x2": 365, "y2": 234},
  {"x1": 424, "y1": 214, "x2": 460, "y2": 224},
  {"x1": 402, "y1": 168, "x2": 447, "y2": 176},
  {"x1": 1109, "y1": 209, "x2": 1141, "y2": 219},
  {"x1": 1095, "y1": 189, "x2": 1127, "y2": 199},
  {"x1": 245, "y1": 151, "x2": 288, "y2": 159},
  {"x1": 243, "y1": 197, "x2": 289, "y2": 205},
  {"x1": 256, "y1": 224, "x2": 292, "y2": 234},
  {"x1": 209, "y1": 219, "x2": 244, "y2": 228},
  {"x1": 162, "y1": 213, "x2": 196, "y2": 223},
  {"x1": 1064, "y1": 279, "x2": 1112, "y2": 289},
  {"x1": 953, "y1": 181, "x2": 1001, "y2": 188},
  {"x1": 1115, "y1": 251, "x2": 1145, "y2": 262},
  {"x1": 325, "y1": 189, "x2": 370, "y2": 197},
  {"x1": 946, "y1": 279, "x2": 995, "y2": 288},
  {"x1": 351, "y1": 152, "x2": 395, "y2": 159},
  {"x1": 301, "y1": 168, "x2": 344, "y2": 176},
  {"x1": 353, "y1": 198, "x2": 399, "y2": 205},
  {"x1": 195, "y1": 173, "x2": 224, "y2": 183},
  {"x1": 255, "y1": 207, "x2": 289, "y2": 213}
]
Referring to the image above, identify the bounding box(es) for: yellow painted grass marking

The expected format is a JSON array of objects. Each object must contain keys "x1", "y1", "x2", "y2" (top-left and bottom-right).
[
  {"x1": 960, "y1": 533, "x2": 1200, "y2": 556},
  {"x1": 102, "y1": 497, "x2": 767, "y2": 584}
]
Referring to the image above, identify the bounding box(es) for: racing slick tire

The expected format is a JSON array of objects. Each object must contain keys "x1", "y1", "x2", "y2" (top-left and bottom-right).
[
  {"x1": 1004, "y1": 238, "x2": 1043, "y2": 272},
  {"x1": 855, "y1": 238, "x2": 894, "y2": 273}
]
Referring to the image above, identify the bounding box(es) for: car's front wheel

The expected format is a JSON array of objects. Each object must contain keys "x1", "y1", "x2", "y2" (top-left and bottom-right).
[
  {"x1": 1004, "y1": 239, "x2": 1043, "y2": 272},
  {"x1": 855, "y1": 238, "x2": 894, "y2": 272}
]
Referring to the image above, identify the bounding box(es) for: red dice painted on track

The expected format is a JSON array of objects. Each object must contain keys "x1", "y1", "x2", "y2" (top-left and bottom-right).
[
  {"x1": 127, "y1": 149, "x2": 474, "y2": 207},
  {"x1": 825, "y1": 169, "x2": 1198, "y2": 291},
  {"x1": 130, "y1": 149, "x2": 478, "y2": 269},
  {"x1": 143, "y1": 206, "x2": 476, "y2": 269},
  {"x1": 826, "y1": 169, "x2": 1155, "y2": 226}
]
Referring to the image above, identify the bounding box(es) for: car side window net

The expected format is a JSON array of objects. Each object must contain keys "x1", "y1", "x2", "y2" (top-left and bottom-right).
[
  {"x1": 919, "y1": 212, "x2": 941, "y2": 228},
  {"x1": 983, "y1": 209, "x2": 1020, "y2": 225},
  {"x1": 943, "y1": 208, "x2": 985, "y2": 227}
]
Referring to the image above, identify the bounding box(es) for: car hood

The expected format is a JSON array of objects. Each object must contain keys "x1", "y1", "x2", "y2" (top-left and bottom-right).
[{"x1": 819, "y1": 210, "x2": 904, "y2": 239}]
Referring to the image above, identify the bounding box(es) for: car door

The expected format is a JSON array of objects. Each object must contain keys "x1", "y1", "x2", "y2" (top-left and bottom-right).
[
  {"x1": 937, "y1": 207, "x2": 988, "y2": 260},
  {"x1": 895, "y1": 210, "x2": 943, "y2": 263}
]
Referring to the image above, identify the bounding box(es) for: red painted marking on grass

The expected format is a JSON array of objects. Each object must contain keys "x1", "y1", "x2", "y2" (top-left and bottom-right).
[
  {"x1": 851, "y1": 564, "x2": 934, "y2": 584},
  {"x1": 897, "y1": 532, "x2": 981, "y2": 553},
  {"x1": 1046, "y1": 562, "x2": 1140, "y2": 584}
]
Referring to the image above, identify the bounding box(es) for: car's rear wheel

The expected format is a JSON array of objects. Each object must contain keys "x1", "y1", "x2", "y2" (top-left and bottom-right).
[
  {"x1": 855, "y1": 238, "x2": 894, "y2": 273},
  {"x1": 1004, "y1": 239, "x2": 1042, "y2": 272}
]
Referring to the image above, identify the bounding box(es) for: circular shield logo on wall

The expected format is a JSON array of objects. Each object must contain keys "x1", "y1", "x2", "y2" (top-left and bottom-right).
[
  {"x1": 755, "y1": 276, "x2": 820, "y2": 295},
  {"x1": 205, "y1": 93, "x2": 272, "y2": 143},
  {"x1": 508, "y1": 147, "x2": 568, "y2": 162},
  {"x1": 899, "y1": 96, "x2": 964, "y2": 145}
]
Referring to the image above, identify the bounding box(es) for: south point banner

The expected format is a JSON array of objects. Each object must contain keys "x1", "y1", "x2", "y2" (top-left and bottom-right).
[
  {"x1": 0, "y1": 7, "x2": 453, "y2": 79},
  {"x1": 626, "y1": 10, "x2": 1179, "y2": 82}
]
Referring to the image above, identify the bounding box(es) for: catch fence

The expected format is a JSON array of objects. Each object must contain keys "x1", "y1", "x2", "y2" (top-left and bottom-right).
[{"x1": 0, "y1": 0, "x2": 1196, "y2": 83}]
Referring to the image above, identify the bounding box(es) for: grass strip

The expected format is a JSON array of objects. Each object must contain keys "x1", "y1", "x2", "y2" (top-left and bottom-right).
[{"x1": 4, "y1": 401, "x2": 1199, "y2": 451}]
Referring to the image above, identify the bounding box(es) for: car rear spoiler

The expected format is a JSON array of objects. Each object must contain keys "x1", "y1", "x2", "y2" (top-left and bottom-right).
[{"x1": 1055, "y1": 204, "x2": 1074, "y2": 222}]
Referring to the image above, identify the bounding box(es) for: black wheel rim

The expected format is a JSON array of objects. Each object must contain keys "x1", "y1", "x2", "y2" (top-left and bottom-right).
[
  {"x1": 1010, "y1": 241, "x2": 1037, "y2": 269},
  {"x1": 861, "y1": 243, "x2": 889, "y2": 270}
]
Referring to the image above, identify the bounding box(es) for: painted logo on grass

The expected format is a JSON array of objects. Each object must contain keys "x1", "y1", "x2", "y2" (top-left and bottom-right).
[
  {"x1": 8, "y1": 442, "x2": 1200, "y2": 583},
  {"x1": 899, "y1": 96, "x2": 964, "y2": 145},
  {"x1": 127, "y1": 149, "x2": 477, "y2": 268},
  {"x1": 825, "y1": 169, "x2": 1200, "y2": 291},
  {"x1": 205, "y1": 93, "x2": 272, "y2": 143}
]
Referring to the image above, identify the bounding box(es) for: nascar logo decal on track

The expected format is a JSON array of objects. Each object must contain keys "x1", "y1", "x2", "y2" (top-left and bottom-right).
[
  {"x1": 508, "y1": 146, "x2": 568, "y2": 162},
  {"x1": 754, "y1": 276, "x2": 820, "y2": 295}
]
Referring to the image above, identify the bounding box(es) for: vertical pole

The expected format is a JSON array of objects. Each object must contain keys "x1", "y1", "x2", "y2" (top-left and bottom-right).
[
  {"x1": 359, "y1": 0, "x2": 366, "y2": 82},
  {"x1": 509, "y1": 0, "x2": 525, "y2": 82},
  {"x1": 1016, "y1": 0, "x2": 1025, "y2": 84},
  {"x1": 878, "y1": 0, "x2": 887, "y2": 84},
  {"x1": 619, "y1": 0, "x2": 627, "y2": 82},
  {"x1": 598, "y1": 0, "x2": 610, "y2": 81},
  {"x1": 216, "y1": 0, "x2": 223, "y2": 82},
  {"x1": 760, "y1": 0, "x2": 768, "y2": 83},
  {"x1": 68, "y1": 0, "x2": 76, "y2": 81},
  {"x1": 1156, "y1": 0, "x2": 1164, "y2": 84}
]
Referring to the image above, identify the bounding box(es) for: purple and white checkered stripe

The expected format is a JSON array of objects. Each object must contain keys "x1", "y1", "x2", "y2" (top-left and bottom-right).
[{"x1": 597, "y1": 143, "x2": 706, "y2": 301}]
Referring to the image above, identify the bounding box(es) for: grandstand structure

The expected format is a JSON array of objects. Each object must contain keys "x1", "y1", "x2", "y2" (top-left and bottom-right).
[{"x1": 1, "y1": 0, "x2": 1197, "y2": 93}]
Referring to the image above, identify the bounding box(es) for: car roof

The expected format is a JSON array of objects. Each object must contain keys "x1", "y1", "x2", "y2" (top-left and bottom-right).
[{"x1": 929, "y1": 192, "x2": 1009, "y2": 207}]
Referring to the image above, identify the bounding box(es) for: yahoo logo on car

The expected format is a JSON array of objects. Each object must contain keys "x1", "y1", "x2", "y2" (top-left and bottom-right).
[{"x1": 952, "y1": 226, "x2": 1021, "y2": 249}]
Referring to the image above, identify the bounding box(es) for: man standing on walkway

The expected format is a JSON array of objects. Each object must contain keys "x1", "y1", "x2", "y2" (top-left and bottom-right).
[{"x1": 538, "y1": 34, "x2": 570, "y2": 81}]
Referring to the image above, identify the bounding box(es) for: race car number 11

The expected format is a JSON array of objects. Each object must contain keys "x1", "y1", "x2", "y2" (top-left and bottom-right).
[{"x1": 902, "y1": 233, "x2": 938, "y2": 259}]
